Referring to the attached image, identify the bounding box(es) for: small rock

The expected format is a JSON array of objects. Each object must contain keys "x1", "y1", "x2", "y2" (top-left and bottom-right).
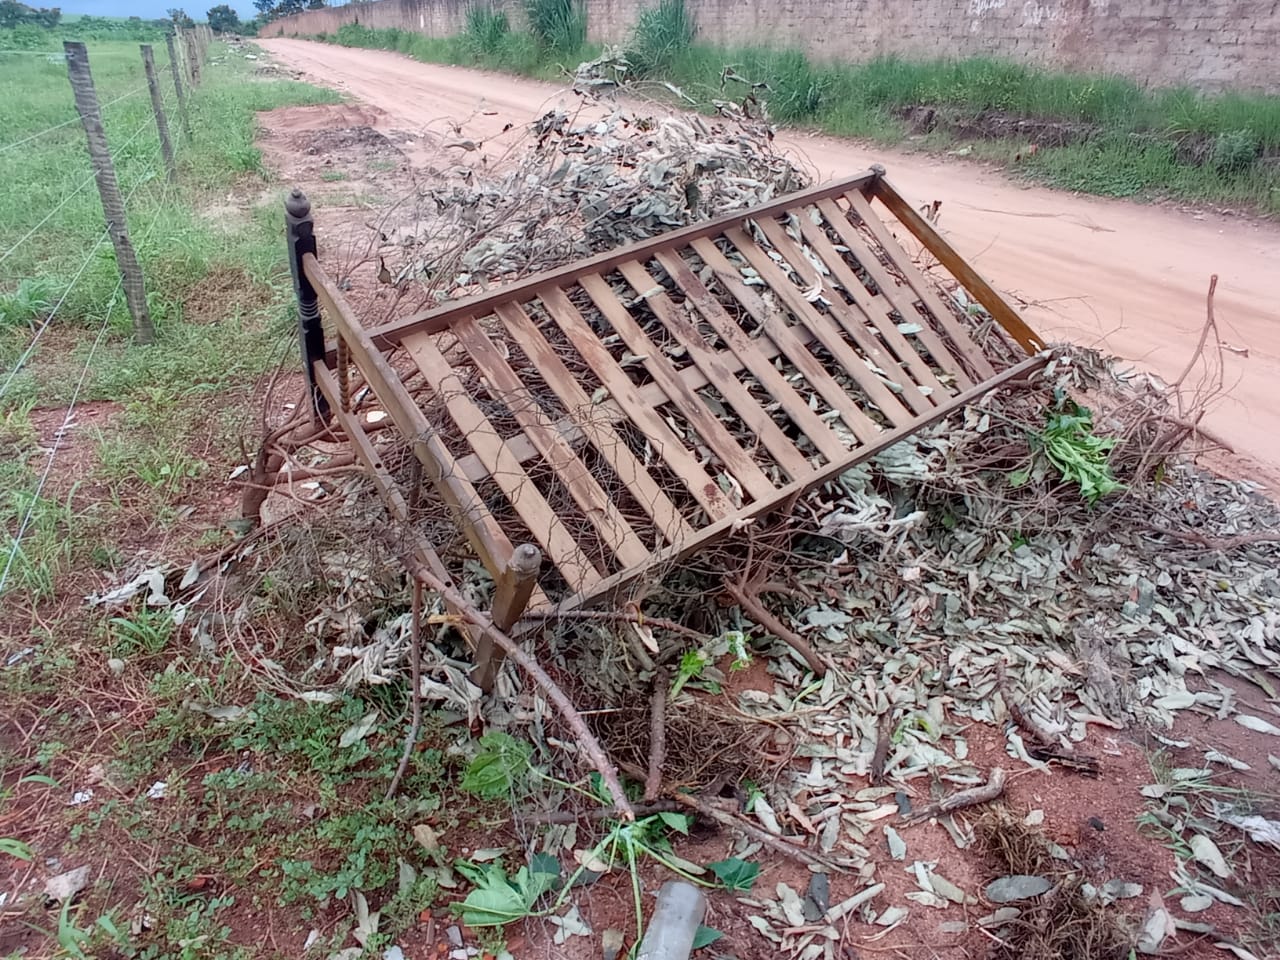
[
  {"x1": 107, "y1": 658, "x2": 125, "y2": 676},
  {"x1": 601, "y1": 928, "x2": 624, "y2": 960},
  {"x1": 445, "y1": 925, "x2": 463, "y2": 947},
  {"x1": 44, "y1": 865, "x2": 90, "y2": 902}
]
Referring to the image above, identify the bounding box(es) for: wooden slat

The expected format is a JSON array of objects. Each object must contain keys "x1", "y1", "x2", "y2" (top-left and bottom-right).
[
  {"x1": 816, "y1": 197, "x2": 977, "y2": 392},
  {"x1": 790, "y1": 210, "x2": 953, "y2": 403},
  {"x1": 869, "y1": 176, "x2": 1044, "y2": 356},
  {"x1": 653, "y1": 248, "x2": 848, "y2": 464},
  {"x1": 753, "y1": 216, "x2": 934, "y2": 417},
  {"x1": 615, "y1": 260, "x2": 814, "y2": 483},
  {"x1": 453, "y1": 316, "x2": 652, "y2": 570},
  {"x1": 315, "y1": 363, "x2": 552, "y2": 620},
  {"x1": 494, "y1": 302, "x2": 695, "y2": 545},
  {"x1": 365, "y1": 171, "x2": 881, "y2": 348},
  {"x1": 559, "y1": 354, "x2": 1047, "y2": 612},
  {"x1": 689, "y1": 237, "x2": 882, "y2": 446},
  {"x1": 722, "y1": 226, "x2": 917, "y2": 431},
  {"x1": 537, "y1": 286, "x2": 736, "y2": 520},
  {"x1": 844, "y1": 190, "x2": 997, "y2": 382},
  {"x1": 578, "y1": 274, "x2": 777, "y2": 503},
  {"x1": 303, "y1": 254, "x2": 514, "y2": 574},
  {"x1": 402, "y1": 330, "x2": 603, "y2": 592}
]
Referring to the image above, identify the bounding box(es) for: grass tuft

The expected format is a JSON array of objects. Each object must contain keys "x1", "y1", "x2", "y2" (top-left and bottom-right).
[
  {"x1": 627, "y1": 0, "x2": 695, "y2": 78},
  {"x1": 463, "y1": 5, "x2": 510, "y2": 58},
  {"x1": 524, "y1": 0, "x2": 586, "y2": 54}
]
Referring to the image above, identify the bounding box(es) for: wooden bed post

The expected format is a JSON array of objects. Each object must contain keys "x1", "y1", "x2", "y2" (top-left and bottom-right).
[{"x1": 472, "y1": 543, "x2": 542, "y2": 691}]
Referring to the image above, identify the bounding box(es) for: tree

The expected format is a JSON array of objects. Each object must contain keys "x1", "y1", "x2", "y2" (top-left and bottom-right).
[
  {"x1": 166, "y1": 7, "x2": 194, "y2": 28},
  {"x1": 306, "y1": 0, "x2": 326, "y2": 8},
  {"x1": 0, "y1": 1, "x2": 59, "y2": 28},
  {"x1": 206, "y1": 3, "x2": 240, "y2": 32}
]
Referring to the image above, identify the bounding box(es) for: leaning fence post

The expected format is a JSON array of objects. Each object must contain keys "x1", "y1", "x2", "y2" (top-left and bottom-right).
[
  {"x1": 285, "y1": 189, "x2": 328, "y2": 421},
  {"x1": 140, "y1": 45, "x2": 176, "y2": 182},
  {"x1": 165, "y1": 33, "x2": 192, "y2": 142},
  {"x1": 64, "y1": 41, "x2": 154, "y2": 344},
  {"x1": 473, "y1": 543, "x2": 542, "y2": 691}
]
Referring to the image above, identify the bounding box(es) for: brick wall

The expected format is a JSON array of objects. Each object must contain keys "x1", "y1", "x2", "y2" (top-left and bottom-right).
[{"x1": 260, "y1": 0, "x2": 1280, "y2": 93}]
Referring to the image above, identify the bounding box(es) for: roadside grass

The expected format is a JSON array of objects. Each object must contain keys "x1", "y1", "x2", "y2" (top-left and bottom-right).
[
  {"x1": 0, "y1": 41, "x2": 338, "y2": 602},
  {"x1": 313, "y1": 15, "x2": 1280, "y2": 215},
  {"x1": 0, "y1": 34, "x2": 511, "y2": 958}
]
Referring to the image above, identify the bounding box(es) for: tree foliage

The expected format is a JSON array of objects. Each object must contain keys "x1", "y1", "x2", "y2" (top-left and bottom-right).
[
  {"x1": 206, "y1": 3, "x2": 240, "y2": 32},
  {"x1": 0, "y1": 1, "x2": 61, "y2": 29}
]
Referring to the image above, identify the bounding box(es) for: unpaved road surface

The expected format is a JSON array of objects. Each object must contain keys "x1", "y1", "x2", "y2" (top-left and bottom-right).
[{"x1": 260, "y1": 38, "x2": 1280, "y2": 487}]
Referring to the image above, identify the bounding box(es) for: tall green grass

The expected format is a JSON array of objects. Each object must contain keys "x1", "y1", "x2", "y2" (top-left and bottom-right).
[
  {"x1": 463, "y1": 5, "x2": 510, "y2": 58},
  {"x1": 524, "y1": 0, "x2": 586, "y2": 54},
  {"x1": 627, "y1": 0, "x2": 694, "y2": 78}
]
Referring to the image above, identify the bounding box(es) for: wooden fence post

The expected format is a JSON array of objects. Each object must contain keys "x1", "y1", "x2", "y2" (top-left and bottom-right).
[
  {"x1": 140, "y1": 45, "x2": 176, "y2": 182},
  {"x1": 63, "y1": 42, "x2": 154, "y2": 344},
  {"x1": 472, "y1": 543, "x2": 542, "y2": 690},
  {"x1": 285, "y1": 189, "x2": 328, "y2": 421},
  {"x1": 185, "y1": 30, "x2": 200, "y2": 87},
  {"x1": 165, "y1": 33, "x2": 192, "y2": 142}
]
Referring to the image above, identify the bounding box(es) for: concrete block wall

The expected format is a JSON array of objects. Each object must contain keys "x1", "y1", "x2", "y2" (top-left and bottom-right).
[{"x1": 260, "y1": 0, "x2": 1280, "y2": 94}]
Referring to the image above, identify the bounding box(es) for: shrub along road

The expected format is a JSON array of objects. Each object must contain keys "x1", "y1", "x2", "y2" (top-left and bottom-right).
[{"x1": 258, "y1": 37, "x2": 1280, "y2": 489}]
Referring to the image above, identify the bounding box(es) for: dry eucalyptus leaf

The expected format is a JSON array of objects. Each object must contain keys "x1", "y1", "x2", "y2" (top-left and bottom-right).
[
  {"x1": 1189, "y1": 835, "x2": 1232, "y2": 879},
  {"x1": 985, "y1": 875, "x2": 1052, "y2": 903},
  {"x1": 1180, "y1": 894, "x2": 1214, "y2": 913},
  {"x1": 1234, "y1": 715, "x2": 1280, "y2": 736}
]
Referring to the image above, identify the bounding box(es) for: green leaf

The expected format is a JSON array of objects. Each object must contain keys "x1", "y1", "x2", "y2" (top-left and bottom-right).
[
  {"x1": 0, "y1": 838, "x2": 33, "y2": 860},
  {"x1": 691, "y1": 925, "x2": 723, "y2": 949},
  {"x1": 657, "y1": 811, "x2": 692, "y2": 835},
  {"x1": 453, "y1": 855, "x2": 561, "y2": 928},
  {"x1": 456, "y1": 882, "x2": 533, "y2": 926},
  {"x1": 18, "y1": 774, "x2": 59, "y2": 788},
  {"x1": 707, "y1": 856, "x2": 760, "y2": 891},
  {"x1": 461, "y1": 732, "x2": 533, "y2": 798}
]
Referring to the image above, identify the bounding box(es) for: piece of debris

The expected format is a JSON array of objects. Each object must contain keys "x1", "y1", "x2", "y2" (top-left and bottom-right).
[{"x1": 44, "y1": 865, "x2": 90, "y2": 902}]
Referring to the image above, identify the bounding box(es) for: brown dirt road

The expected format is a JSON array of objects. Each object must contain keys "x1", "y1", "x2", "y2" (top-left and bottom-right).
[{"x1": 259, "y1": 38, "x2": 1280, "y2": 488}]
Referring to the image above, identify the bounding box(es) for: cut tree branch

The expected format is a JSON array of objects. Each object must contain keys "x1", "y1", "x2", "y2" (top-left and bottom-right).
[
  {"x1": 385, "y1": 578, "x2": 423, "y2": 801},
  {"x1": 724, "y1": 580, "x2": 827, "y2": 677},
  {"x1": 645, "y1": 668, "x2": 667, "y2": 802}
]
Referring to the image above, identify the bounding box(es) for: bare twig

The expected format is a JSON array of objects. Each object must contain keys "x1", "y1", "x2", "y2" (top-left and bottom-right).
[
  {"x1": 385, "y1": 578, "x2": 423, "y2": 801},
  {"x1": 997, "y1": 662, "x2": 1100, "y2": 777},
  {"x1": 902, "y1": 767, "x2": 1007, "y2": 824},
  {"x1": 521, "y1": 801, "x2": 683, "y2": 825},
  {"x1": 671, "y1": 792, "x2": 840, "y2": 870},
  {"x1": 1137, "y1": 520, "x2": 1280, "y2": 552},
  {"x1": 724, "y1": 580, "x2": 827, "y2": 677},
  {"x1": 519, "y1": 608, "x2": 709, "y2": 644},
  {"x1": 870, "y1": 710, "x2": 894, "y2": 786},
  {"x1": 644, "y1": 668, "x2": 667, "y2": 802}
]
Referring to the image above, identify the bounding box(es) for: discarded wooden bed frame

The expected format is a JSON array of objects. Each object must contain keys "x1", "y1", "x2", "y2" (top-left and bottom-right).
[{"x1": 281, "y1": 165, "x2": 1046, "y2": 688}]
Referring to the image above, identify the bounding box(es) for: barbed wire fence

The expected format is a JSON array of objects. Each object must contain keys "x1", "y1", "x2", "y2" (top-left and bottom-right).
[{"x1": 0, "y1": 23, "x2": 216, "y2": 597}]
